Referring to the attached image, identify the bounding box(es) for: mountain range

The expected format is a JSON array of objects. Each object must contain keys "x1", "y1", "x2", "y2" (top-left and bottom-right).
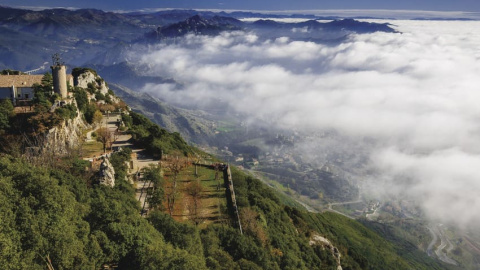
[{"x1": 0, "y1": 6, "x2": 396, "y2": 70}]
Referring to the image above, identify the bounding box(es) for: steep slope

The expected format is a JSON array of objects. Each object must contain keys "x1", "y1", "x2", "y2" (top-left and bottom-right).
[{"x1": 109, "y1": 82, "x2": 216, "y2": 145}]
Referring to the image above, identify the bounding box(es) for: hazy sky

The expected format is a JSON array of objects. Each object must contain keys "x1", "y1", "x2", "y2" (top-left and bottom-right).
[{"x1": 2, "y1": 0, "x2": 480, "y2": 12}]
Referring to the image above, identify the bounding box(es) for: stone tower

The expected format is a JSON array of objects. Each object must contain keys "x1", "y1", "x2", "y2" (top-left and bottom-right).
[{"x1": 51, "y1": 54, "x2": 68, "y2": 99}]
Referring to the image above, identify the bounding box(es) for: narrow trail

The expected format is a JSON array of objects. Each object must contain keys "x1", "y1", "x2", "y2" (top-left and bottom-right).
[{"x1": 102, "y1": 114, "x2": 160, "y2": 216}]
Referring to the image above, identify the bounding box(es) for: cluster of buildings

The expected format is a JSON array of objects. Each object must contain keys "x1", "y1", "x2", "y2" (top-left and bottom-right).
[{"x1": 0, "y1": 64, "x2": 72, "y2": 106}]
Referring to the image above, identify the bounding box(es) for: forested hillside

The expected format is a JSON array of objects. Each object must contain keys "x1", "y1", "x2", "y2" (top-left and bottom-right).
[{"x1": 0, "y1": 153, "x2": 451, "y2": 269}]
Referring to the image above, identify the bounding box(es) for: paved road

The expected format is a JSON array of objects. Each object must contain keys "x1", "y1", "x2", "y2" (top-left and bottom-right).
[
  {"x1": 427, "y1": 224, "x2": 458, "y2": 265},
  {"x1": 326, "y1": 200, "x2": 363, "y2": 220},
  {"x1": 427, "y1": 226, "x2": 438, "y2": 257}
]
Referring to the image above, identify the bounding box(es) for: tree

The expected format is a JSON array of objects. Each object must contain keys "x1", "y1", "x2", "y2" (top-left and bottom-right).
[
  {"x1": 74, "y1": 87, "x2": 89, "y2": 112},
  {"x1": 0, "y1": 99, "x2": 14, "y2": 132},
  {"x1": 93, "y1": 110, "x2": 103, "y2": 125},
  {"x1": 32, "y1": 72, "x2": 54, "y2": 110},
  {"x1": 1, "y1": 69, "x2": 23, "y2": 75},
  {"x1": 83, "y1": 104, "x2": 97, "y2": 124},
  {"x1": 142, "y1": 164, "x2": 165, "y2": 210},
  {"x1": 98, "y1": 104, "x2": 115, "y2": 114},
  {"x1": 240, "y1": 208, "x2": 268, "y2": 247},
  {"x1": 163, "y1": 151, "x2": 190, "y2": 216},
  {"x1": 114, "y1": 100, "x2": 128, "y2": 112},
  {"x1": 96, "y1": 127, "x2": 112, "y2": 153},
  {"x1": 28, "y1": 111, "x2": 62, "y2": 135},
  {"x1": 187, "y1": 180, "x2": 204, "y2": 225},
  {"x1": 41, "y1": 72, "x2": 53, "y2": 85},
  {"x1": 213, "y1": 163, "x2": 223, "y2": 191}
]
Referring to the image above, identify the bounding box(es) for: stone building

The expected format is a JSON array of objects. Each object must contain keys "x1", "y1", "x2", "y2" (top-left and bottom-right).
[
  {"x1": 51, "y1": 64, "x2": 68, "y2": 99},
  {"x1": 0, "y1": 74, "x2": 43, "y2": 105},
  {"x1": 0, "y1": 73, "x2": 73, "y2": 106}
]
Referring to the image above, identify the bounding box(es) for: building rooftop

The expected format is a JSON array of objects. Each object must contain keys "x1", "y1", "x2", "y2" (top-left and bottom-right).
[{"x1": 0, "y1": 75, "x2": 44, "y2": 88}]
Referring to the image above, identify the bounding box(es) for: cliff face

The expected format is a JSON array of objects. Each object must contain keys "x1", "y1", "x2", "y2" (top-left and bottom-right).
[{"x1": 44, "y1": 111, "x2": 88, "y2": 155}]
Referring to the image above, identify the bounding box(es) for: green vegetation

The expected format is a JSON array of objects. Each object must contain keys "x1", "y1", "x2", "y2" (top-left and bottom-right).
[
  {"x1": 55, "y1": 103, "x2": 78, "y2": 120},
  {"x1": 215, "y1": 120, "x2": 240, "y2": 133},
  {"x1": 81, "y1": 140, "x2": 104, "y2": 157},
  {"x1": 72, "y1": 67, "x2": 98, "y2": 78},
  {"x1": 360, "y1": 220, "x2": 455, "y2": 270},
  {"x1": 123, "y1": 111, "x2": 192, "y2": 158},
  {"x1": 0, "y1": 99, "x2": 15, "y2": 133},
  {"x1": 0, "y1": 155, "x2": 206, "y2": 270},
  {"x1": 0, "y1": 69, "x2": 24, "y2": 75},
  {"x1": 32, "y1": 73, "x2": 55, "y2": 110},
  {"x1": 73, "y1": 87, "x2": 89, "y2": 112},
  {"x1": 26, "y1": 72, "x2": 66, "y2": 134},
  {"x1": 143, "y1": 164, "x2": 165, "y2": 209},
  {"x1": 72, "y1": 87, "x2": 102, "y2": 125},
  {"x1": 228, "y1": 167, "x2": 451, "y2": 269}
]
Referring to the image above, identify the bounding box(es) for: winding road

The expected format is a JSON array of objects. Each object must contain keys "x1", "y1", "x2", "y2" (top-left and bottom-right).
[
  {"x1": 326, "y1": 200, "x2": 363, "y2": 220},
  {"x1": 426, "y1": 224, "x2": 458, "y2": 265}
]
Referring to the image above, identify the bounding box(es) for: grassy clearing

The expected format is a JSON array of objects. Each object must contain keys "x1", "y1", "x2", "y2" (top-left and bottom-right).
[
  {"x1": 81, "y1": 140, "x2": 104, "y2": 158},
  {"x1": 163, "y1": 164, "x2": 228, "y2": 228}
]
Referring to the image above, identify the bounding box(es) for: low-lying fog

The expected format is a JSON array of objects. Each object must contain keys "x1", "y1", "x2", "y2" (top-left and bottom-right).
[{"x1": 132, "y1": 20, "x2": 480, "y2": 229}]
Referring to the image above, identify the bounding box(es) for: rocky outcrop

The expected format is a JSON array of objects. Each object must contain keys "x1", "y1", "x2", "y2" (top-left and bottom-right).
[
  {"x1": 75, "y1": 71, "x2": 109, "y2": 94},
  {"x1": 74, "y1": 70, "x2": 120, "y2": 102},
  {"x1": 309, "y1": 234, "x2": 342, "y2": 270},
  {"x1": 44, "y1": 109, "x2": 88, "y2": 155},
  {"x1": 98, "y1": 157, "x2": 115, "y2": 187}
]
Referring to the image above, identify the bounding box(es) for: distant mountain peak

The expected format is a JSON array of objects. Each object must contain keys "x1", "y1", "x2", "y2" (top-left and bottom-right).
[
  {"x1": 144, "y1": 14, "x2": 243, "y2": 40},
  {"x1": 325, "y1": 19, "x2": 398, "y2": 33}
]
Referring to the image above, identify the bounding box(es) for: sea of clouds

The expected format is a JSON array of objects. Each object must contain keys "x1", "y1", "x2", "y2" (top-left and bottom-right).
[{"x1": 133, "y1": 20, "x2": 480, "y2": 229}]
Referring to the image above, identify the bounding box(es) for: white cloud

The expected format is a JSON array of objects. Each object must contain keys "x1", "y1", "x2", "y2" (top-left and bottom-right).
[{"x1": 135, "y1": 20, "x2": 480, "y2": 228}]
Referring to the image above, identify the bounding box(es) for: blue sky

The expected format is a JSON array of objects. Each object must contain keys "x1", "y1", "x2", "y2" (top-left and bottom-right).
[{"x1": 1, "y1": 0, "x2": 480, "y2": 12}]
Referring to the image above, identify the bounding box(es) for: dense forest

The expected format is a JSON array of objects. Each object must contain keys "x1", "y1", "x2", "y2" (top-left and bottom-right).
[{"x1": 0, "y1": 70, "x2": 452, "y2": 269}]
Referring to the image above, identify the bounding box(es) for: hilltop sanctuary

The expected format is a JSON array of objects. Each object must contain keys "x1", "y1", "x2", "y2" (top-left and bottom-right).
[{"x1": 0, "y1": 65, "x2": 73, "y2": 106}]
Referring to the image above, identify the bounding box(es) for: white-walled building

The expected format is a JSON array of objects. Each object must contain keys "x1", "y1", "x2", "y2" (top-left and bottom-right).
[
  {"x1": 0, "y1": 74, "x2": 43, "y2": 105},
  {"x1": 0, "y1": 73, "x2": 73, "y2": 105}
]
